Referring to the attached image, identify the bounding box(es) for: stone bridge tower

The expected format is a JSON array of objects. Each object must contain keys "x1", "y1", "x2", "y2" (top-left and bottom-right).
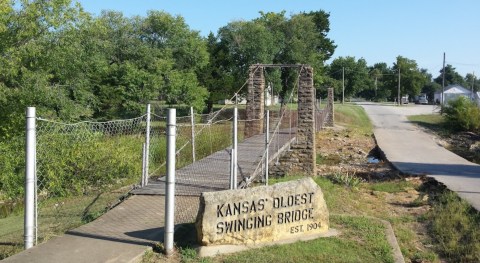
[{"x1": 244, "y1": 64, "x2": 316, "y2": 176}]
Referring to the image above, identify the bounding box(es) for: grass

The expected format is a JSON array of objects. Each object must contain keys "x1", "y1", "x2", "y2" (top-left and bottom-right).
[
  {"x1": 214, "y1": 215, "x2": 393, "y2": 263},
  {"x1": 428, "y1": 189, "x2": 480, "y2": 262},
  {"x1": 407, "y1": 114, "x2": 449, "y2": 135},
  {"x1": 334, "y1": 103, "x2": 373, "y2": 135},
  {"x1": 370, "y1": 180, "x2": 415, "y2": 193}
]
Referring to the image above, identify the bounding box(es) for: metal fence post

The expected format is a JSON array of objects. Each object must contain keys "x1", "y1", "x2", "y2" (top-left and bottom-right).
[
  {"x1": 289, "y1": 108, "x2": 292, "y2": 151},
  {"x1": 25, "y1": 107, "x2": 36, "y2": 249},
  {"x1": 142, "y1": 104, "x2": 151, "y2": 186},
  {"x1": 164, "y1": 108, "x2": 176, "y2": 256},
  {"x1": 190, "y1": 107, "x2": 196, "y2": 162},
  {"x1": 265, "y1": 110, "x2": 269, "y2": 185},
  {"x1": 141, "y1": 143, "x2": 147, "y2": 187},
  {"x1": 233, "y1": 107, "x2": 238, "y2": 189}
]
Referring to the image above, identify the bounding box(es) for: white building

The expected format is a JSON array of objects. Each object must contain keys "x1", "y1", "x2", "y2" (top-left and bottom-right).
[{"x1": 434, "y1": 84, "x2": 472, "y2": 104}]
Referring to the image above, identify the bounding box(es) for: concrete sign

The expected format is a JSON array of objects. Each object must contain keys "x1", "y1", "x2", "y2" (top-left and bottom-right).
[{"x1": 196, "y1": 177, "x2": 329, "y2": 245}]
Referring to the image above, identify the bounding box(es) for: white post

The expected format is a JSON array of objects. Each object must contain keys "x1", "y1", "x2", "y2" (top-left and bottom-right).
[
  {"x1": 141, "y1": 143, "x2": 147, "y2": 187},
  {"x1": 265, "y1": 110, "x2": 269, "y2": 185},
  {"x1": 190, "y1": 107, "x2": 196, "y2": 162},
  {"x1": 229, "y1": 149, "x2": 234, "y2": 190},
  {"x1": 25, "y1": 107, "x2": 36, "y2": 249},
  {"x1": 143, "y1": 104, "x2": 151, "y2": 186},
  {"x1": 164, "y1": 108, "x2": 176, "y2": 256},
  {"x1": 289, "y1": 108, "x2": 292, "y2": 151},
  {"x1": 233, "y1": 107, "x2": 238, "y2": 189}
]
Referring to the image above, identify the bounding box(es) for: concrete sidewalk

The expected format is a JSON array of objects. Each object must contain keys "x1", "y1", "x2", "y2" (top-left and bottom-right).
[
  {"x1": 360, "y1": 103, "x2": 480, "y2": 211},
  {"x1": 3, "y1": 195, "x2": 166, "y2": 263}
]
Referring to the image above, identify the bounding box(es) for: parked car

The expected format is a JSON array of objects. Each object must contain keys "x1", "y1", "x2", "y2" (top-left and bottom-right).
[{"x1": 415, "y1": 93, "x2": 428, "y2": 104}]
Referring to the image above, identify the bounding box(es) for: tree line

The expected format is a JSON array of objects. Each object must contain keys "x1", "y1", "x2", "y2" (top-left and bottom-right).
[
  {"x1": 1, "y1": 0, "x2": 478, "y2": 140},
  {"x1": 326, "y1": 56, "x2": 479, "y2": 103}
]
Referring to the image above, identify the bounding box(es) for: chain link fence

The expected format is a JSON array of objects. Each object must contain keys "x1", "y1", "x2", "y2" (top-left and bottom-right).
[
  {"x1": 0, "y1": 110, "x2": 152, "y2": 258},
  {"x1": 34, "y1": 116, "x2": 148, "y2": 244}
]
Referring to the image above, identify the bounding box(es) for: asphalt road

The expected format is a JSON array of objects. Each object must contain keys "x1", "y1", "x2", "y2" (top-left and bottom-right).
[{"x1": 359, "y1": 102, "x2": 480, "y2": 211}]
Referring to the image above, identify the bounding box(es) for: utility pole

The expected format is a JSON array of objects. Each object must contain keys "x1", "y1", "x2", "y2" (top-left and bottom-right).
[
  {"x1": 397, "y1": 67, "x2": 401, "y2": 106},
  {"x1": 374, "y1": 76, "x2": 378, "y2": 97},
  {"x1": 442, "y1": 52, "x2": 446, "y2": 105},
  {"x1": 342, "y1": 67, "x2": 345, "y2": 104},
  {"x1": 472, "y1": 71, "x2": 475, "y2": 100}
]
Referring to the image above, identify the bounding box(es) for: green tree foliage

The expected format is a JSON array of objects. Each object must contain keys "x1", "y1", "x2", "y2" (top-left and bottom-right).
[
  {"x1": 203, "y1": 10, "x2": 336, "y2": 102},
  {"x1": 434, "y1": 64, "x2": 466, "y2": 87},
  {"x1": 0, "y1": 1, "x2": 209, "y2": 139},
  {"x1": 389, "y1": 56, "x2": 429, "y2": 101},
  {"x1": 464, "y1": 73, "x2": 479, "y2": 92},
  {"x1": 328, "y1": 56, "x2": 371, "y2": 100},
  {"x1": 369, "y1": 62, "x2": 392, "y2": 101}
]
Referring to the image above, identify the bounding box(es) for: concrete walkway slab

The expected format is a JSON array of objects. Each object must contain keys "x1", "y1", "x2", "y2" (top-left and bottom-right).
[
  {"x1": 360, "y1": 102, "x2": 480, "y2": 211},
  {"x1": 3, "y1": 195, "x2": 165, "y2": 263}
]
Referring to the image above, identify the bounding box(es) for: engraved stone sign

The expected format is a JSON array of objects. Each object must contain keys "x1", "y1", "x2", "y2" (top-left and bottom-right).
[{"x1": 196, "y1": 178, "x2": 329, "y2": 246}]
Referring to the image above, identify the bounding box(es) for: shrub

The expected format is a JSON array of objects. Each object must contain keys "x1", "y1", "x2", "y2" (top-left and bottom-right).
[{"x1": 442, "y1": 97, "x2": 480, "y2": 132}]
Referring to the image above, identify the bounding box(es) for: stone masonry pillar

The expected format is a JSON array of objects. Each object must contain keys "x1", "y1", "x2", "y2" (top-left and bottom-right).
[
  {"x1": 244, "y1": 65, "x2": 265, "y2": 138},
  {"x1": 290, "y1": 66, "x2": 316, "y2": 175},
  {"x1": 325, "y1": 88, "x2": 334, "y2": 127}
]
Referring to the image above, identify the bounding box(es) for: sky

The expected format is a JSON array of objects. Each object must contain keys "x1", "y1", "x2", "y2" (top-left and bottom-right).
[{"x1": 78, "y1": 0, "x2": 480, "y2": 78}]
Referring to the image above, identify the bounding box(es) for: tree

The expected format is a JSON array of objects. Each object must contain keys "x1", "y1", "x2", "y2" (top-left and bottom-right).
[
  {"x1": 208, "y1": 10, "x2": 336, "y2": 102},
  {"x1": 434, "y1": 64, "x2": 466, "y2": 87},
  {"x1": 0, "y1": 2, "x2": 210, "y2": 139},
  {"x1": 465, "y1": 73, "x2": 479, "y2": 93},
  {"x1": 369, "y1": 62, "x2": 391, "y2": 101},
  {"x1": 392, "y1": 56, "x2": 428, "y2": 100},
  {"x1": 328, "y1": 56, "x2": 371, "y2": 99}
]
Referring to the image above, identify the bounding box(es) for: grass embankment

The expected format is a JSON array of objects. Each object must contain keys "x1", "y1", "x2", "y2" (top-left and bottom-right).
[{"x1": 334, "y1": 103, "x2": 373, "y2": 135}]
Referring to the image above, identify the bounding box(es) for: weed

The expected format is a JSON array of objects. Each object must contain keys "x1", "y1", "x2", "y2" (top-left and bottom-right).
[{"x1": 329, "y1": 172, "x2": 363, "y2": 189}]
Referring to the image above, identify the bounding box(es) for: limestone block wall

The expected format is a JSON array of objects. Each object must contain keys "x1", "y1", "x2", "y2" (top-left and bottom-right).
[
  {"x1": 273, "y1": 66, "x2": 316, "y2": 176},
  {"x1": 325, "y1": 88, "x2": 334, "y2": 127},
  {"x1": 244, "y1": 65, "x2": 265, "y2": 138}
]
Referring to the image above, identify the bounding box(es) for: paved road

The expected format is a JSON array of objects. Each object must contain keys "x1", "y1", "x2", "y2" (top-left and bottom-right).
[{"x1": 360, "y1": 102, "x2": 480, "y2": 211}]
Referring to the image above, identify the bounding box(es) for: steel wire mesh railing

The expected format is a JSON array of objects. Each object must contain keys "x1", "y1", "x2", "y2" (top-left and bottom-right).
[{"x1": 34, "y1": 116, "x2": 147, "y2": 244}]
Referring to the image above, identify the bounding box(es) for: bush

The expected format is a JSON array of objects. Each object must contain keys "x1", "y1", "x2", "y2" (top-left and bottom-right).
[
  {"x1": 0, "y1": 138, "x2": 25, "y2": 200},
  {"x1": 442, "y1": 97, "x2": 480, "y2": 132},
  {"x1": 0, "y1": 132, "x2": 143, "y2": 201}
]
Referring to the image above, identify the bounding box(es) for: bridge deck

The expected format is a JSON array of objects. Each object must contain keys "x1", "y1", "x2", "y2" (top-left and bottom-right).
[{"x1": 131, "y1": 129, "x2": 295, "y2": 196}]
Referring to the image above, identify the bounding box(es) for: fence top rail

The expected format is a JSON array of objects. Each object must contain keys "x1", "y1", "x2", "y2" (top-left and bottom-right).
[
  {"x1": 251, "y1": 63, "x2": 308, "y2": 68},
  {"x1": 36, "y1": 115, "x2": 147, "y2": 126}
]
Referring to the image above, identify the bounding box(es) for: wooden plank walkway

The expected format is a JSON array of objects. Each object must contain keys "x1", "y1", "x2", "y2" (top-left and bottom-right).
[{"x1": 131, "y1": 129, "x2": 295, "y2": 196}]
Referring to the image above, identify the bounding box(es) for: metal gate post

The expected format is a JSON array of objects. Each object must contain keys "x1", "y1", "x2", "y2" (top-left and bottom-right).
[
  {"x1": 164, "y1": 108, "x2": 176, "y2": 256},
  {"x1": 25, "y1": 107, "x2": 36, "y2": 249}
]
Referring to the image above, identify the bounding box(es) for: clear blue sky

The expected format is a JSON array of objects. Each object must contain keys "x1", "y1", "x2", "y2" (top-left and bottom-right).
[{"x1": 78, "y1": 0, "x2": 480, "y2": 78}]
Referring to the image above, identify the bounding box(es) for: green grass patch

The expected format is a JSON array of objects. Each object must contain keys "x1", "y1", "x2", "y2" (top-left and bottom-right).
[
  {"x1": 370, "y1": 180, "x2": 415, "y2": 193},
  {"x1": 215, "y1": 215, "x2": 393, "y2": 263},
  {"x1": 407, "y1": 114, "x2": 449, "y2": 135},
  {"x1": 335, "y1": 103, "x2": 373, "y2": 135},
  {"x1": 428, "y1": 190, "x2": 480, "y2": 262}
]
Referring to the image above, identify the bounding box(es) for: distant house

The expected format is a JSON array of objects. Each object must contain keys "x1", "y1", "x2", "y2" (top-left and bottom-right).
[
  {"x1": 434, "y1": 84, "x2": 472, "y2": 104},
  {"x1": 217, "y1": 98, "x2": 247, "y2": 105}
]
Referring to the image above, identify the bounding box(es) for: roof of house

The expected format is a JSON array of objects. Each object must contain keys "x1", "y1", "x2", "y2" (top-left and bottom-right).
[{"x1": 435, "y1": 84, "x2": 471, "y2": 95}]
